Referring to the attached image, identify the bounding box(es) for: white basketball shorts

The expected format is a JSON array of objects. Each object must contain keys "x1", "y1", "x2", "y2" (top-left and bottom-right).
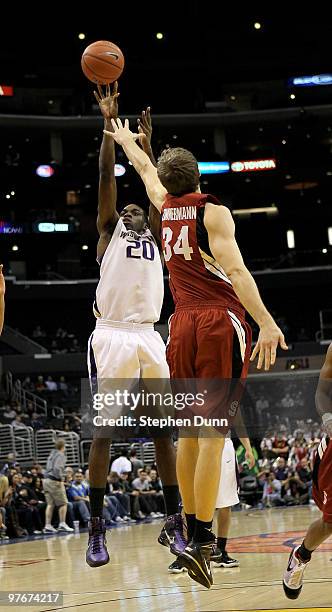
[{"x1": 215, "y1": 438, "x2": 239, "y2": 509}]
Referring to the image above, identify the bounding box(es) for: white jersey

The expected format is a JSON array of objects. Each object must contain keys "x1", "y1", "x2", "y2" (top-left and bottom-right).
[{"x1": 94, "y1": 218, "x2": 163, "y2": 324}]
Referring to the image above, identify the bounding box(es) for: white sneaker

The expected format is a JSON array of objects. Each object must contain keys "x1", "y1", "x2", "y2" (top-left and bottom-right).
[
  {"x1": 122, "y1": 516, "x2": 131, "y2": 522},
  {"x1": 115, "y1": 517, "x2": 125, "y2": 523},
  {"x1": 156, "y1": 512, "x2": 165, "y2": 517},
  {"x1": 33, "y1": 530, "x2": 42, "y2": 535},
  {"x1": 43, "y1": 525, "x2": 57, "y2": 533},
  {"x1": 57, "y1": 523, "x2": 74, "y2": 532},
  {"x1": 138, "y1": 511, "x2": 146, "y2": 519},
  {"x1": 283, "y1": 546, "x2": 309, "y2": 599},
  {"x1": 150, "y1": 512, "x2": 158, "y2": 518}
]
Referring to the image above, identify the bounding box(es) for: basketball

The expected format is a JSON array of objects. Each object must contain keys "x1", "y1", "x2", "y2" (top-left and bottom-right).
[{"x1": 81, "y1": 40, "x2": 124, "y2": 85}]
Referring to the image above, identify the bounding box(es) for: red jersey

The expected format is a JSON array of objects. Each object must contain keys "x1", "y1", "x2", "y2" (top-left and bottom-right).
[{"x1": 161, "y1": 192, "x2": 244, "y2": 317}]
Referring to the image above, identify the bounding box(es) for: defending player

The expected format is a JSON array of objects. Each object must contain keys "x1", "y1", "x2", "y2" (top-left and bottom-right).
[
  {"x1": 105, "y1": 118, "x2": 287, "y2": 588},
  {"x1": 283, "y1": 343, "x2": 332, "y2": 599}
]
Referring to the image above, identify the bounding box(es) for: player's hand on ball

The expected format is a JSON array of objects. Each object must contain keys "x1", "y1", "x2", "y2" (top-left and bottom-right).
[
  {"x1": 104, "y1": 118, "x2": 144, "y2": 144},
  {"x1": 250, "y1": 321, "x2": 288, "y2": 370},
  {"x1": 94, "y1": 81, "x2": 119, "y2": 121},
  {"x1": 0, "y1": 265, "x2": 5, "y2": 296}
]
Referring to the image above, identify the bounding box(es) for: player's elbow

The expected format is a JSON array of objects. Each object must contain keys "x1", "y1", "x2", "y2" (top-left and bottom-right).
[{"x1": 225, "y1": 265, "x2": 248, "y2": 283}]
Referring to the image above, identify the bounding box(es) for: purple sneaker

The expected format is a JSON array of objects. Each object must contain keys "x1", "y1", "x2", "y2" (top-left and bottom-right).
[
  {"x1": 86, "y1": 517, "x2": 110, "y2": 567},
  {"x1": 158, "y1": 513, "x2": 188, "y2": 556}
]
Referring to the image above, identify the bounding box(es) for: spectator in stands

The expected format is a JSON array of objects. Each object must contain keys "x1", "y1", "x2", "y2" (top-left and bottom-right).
[
  {"x1": 274, "y1": 457, "x2": 289, "y2": 482},
  {"x1": 22, "y1": 377, "x2": 35, "y2": 392},
  {"x1": 281, "y1": 392, "x2": 295, "y2": 409},
  {"x1": 15, "y1": 484, "x2": 43, "y2": 535},
  {"x1": 59, "y1": 376, "x2": 68, "y2": 394},
  {"x1": 296, "y1": 457, "x2": 312, "y2": 497},
  {"x1": 35, "y1": 376, "x2": 46, "y2": 393},
  {"x1": 32, "y1": 476, "x2": 46, "y2": 504},
  {"x1": 32, "y1": 325, "x2": 46, "y2": 338},
  {"x1": 119, "y1": 472, "x2": 143, "y2": 519},
  {"x1": 131, "y1": 469, "x2": 160, "y2": 518},
  {"x1": 56, "y1": 327, "x2": 67, "y2": 338},
  {"x1": 43, "y1": 439, "x2": 73, "y2": 533},
  {"x1": 1, "y1": 475, "x2": 27, "y2": 538},
  {"x1": 66, "y1": 472, "x2": 90, "y2": 526},
  {"x1": 69, "y1": 338, "x2": 81, "y2": 352},
  {"x1": 26, "y1": 401, "x2": 35, "y2": 421},
  {"x1": 107, "y1": 472, "x2": 131, "y2": 516},
  {"x1": 104, "y1": 475, "x2": 131, "y2": 523},
  {"x1": 31, "y1": 462, "x2": 44, "y2": 477},
  {"x1": 0, "y1": 264, "x2": 5, "y2": 335},
  {"x1": 260, "y1": 470, "x2": 282, "y2": 507},
  {"x1": 283, "y1": 468, "x2": 310, "y2": 506},
  {"x1": 65, "y1": 466, "x2": 74, "y2": 481},
  {"x1": 129, "y1": 449, "x2": 144, "y2": 476},
  {"x1": 288, "y1": 430, "x2": 308, "y2": 464},
  {"x1": 255, "y1": 395, "x2": 270, "y2": 416},
  {"x1": 149, "y1": 469, "x2": 165, "y2": 515},
  {"x1": 3, "y1": 406, "x2": 17, "y2": 421},
  {"x1": 45, "y1": 376, "x2": 57, "y2": 392},
  {"x1": 30, "y1": 413, "x2": 43, "y2": 430},
  {"x1": 111, "y1": 449, "x2": 132, "y2": 475},
  {"x1": 272, "y1": 431, "x2": 289, "y2": 458},
  {"x1": 11, "y1": 415, "x2": 27, "y2": 429},
  {"x1": 16, "y1": 473, "x2": 23, "y2": 485}
]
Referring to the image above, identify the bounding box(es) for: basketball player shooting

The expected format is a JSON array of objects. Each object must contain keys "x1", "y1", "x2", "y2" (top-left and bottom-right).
[
  {"x1": 0, "y1": 265, "x2": 5, "y2": 335},
  {"x1": 104, "y1": 117, "x2": 287, "y2": 588},
  {"x1": 283, "y1": 343, "x2": 332, "y2": 600},
  {"x1": 86, "y1": 85, "x2": 179, "y2": 568}
]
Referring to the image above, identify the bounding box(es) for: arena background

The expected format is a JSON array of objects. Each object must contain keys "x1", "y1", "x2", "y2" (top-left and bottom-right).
[{"x1": 0, "y1": 10, "x2": 332, "y2": 611}]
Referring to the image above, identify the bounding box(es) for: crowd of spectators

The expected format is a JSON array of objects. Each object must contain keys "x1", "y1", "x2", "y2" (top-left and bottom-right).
[
  {"x1": 237, "y1": 424, "x2": 322, "y2": 508},
  {"x1": 32, "y1": 326, "x2": 83, "y2": 354},
  {"x1": 0, "y1": 445, "x2": 165, "y2": 541}
]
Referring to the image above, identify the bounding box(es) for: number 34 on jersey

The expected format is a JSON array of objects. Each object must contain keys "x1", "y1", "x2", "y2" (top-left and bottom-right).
[{"x1": 162, "y1": 226, "x2": 193, "y2": 261}]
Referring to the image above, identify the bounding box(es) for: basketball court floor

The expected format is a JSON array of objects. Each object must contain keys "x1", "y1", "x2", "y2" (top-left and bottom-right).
[{"x1": 0, "y1": 505, "x2": 331, "y2": 611}]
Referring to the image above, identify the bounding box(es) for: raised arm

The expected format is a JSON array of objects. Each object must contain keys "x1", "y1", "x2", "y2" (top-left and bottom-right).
[
  {"x1": 204, "y1": 203, "x2": 288, "y2": 370},
  {"x1": 315, "y1": 343, "x2": 332, "y2": 435},
  {"x1": 137, "y1": 107, "x2": 161, "y2": 245},
  {"x1": 0, "y1": 265, "x2": 5, "y2": 335},
  {"x1": 94, "y1": 83, "x2": 120, "y2": 261},
  {"x1": 104, "y1": 118, "x2": 167, "y2": 212}
]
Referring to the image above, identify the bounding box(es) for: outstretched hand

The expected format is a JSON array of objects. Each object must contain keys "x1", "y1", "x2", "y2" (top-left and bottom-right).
[
  {"x1": 94, "y1": 81, "x2": 120, "y2": 121},
  {"x1": 103, "y1": 118, "x2": 144, "y2": 145},
  {"x1": 250, "y1": 321, "x2": 288, "y2": 370},
  {"x1": 137, "y1": 107, "x2": 152, "y2": 147}
]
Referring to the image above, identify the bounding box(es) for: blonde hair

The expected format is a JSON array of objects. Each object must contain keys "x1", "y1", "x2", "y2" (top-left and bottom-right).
[{"x1": 0, "y1": 475, "x2": 9, "y2": 501}]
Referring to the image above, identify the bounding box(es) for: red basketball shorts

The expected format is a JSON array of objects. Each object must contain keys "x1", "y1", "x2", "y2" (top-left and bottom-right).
[
  {"x1": 166, "y1": 304, "x2": 252, "y2": 430},
  {"x1": 313, "y1": 437, "x2": 332, "y2": 523}
]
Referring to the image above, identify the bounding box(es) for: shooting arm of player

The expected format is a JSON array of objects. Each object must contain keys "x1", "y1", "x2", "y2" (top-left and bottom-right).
[
  {"x1": 104, "y1": 118, "x2": 167, "y2": 212},
  {"x1": 0, "y1": 265, "x2": 5, "y2": 335},
  {"x1": 315, "y1": 343, "x2": 332, "y2": 435},
  {"x1": 137, "y1": 107, "x2": 162, "y2": 246},
  {"x1": 204, "y1": 204, "x2": 288, "y2": 370},
  {"x1": 94, "y1": 83, "x2": 120, "y2": 258}
]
